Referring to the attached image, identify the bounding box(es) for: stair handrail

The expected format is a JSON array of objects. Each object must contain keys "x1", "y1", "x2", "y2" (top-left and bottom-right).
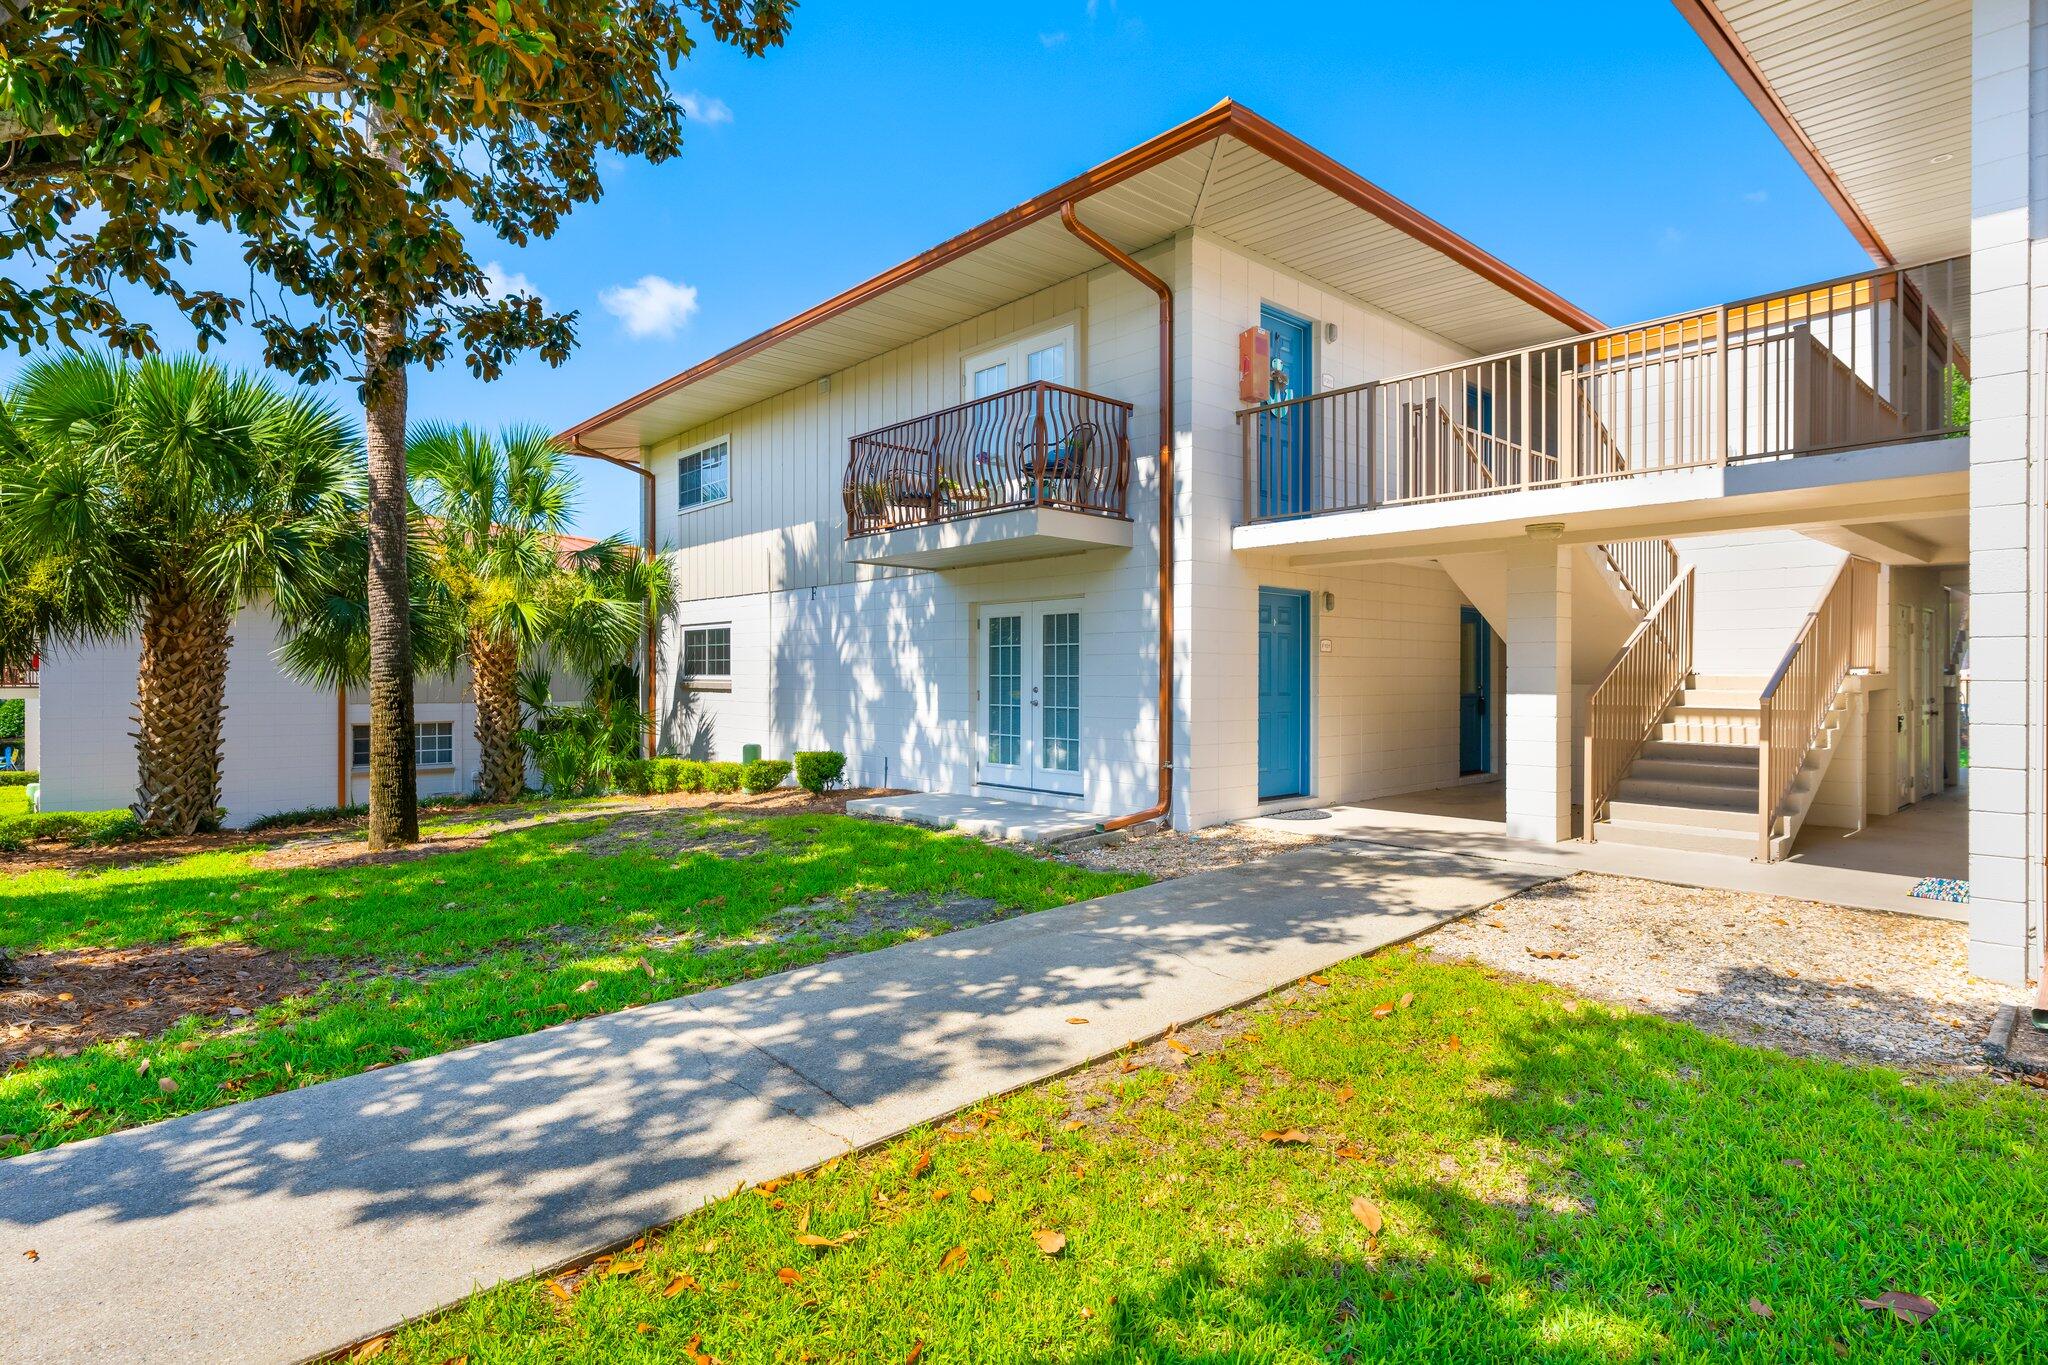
[
  {"x1": 1583, "y1": 565, "x2": 1696, "y2": 842},
  {"x1": 1755, "y1": 556, "x2": 1878, "y2": 860},
  {"x1": 1595, "y1": 537, "x2": 1680, "y2": 617}
]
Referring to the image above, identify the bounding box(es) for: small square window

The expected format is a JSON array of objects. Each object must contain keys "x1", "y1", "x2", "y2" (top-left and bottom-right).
[
  {"x1": 416, "y1": 722, "x2": 454, "y2": 768},
  {"x1": 350, "y1": 724, "x2": 370, "y2": 771},
  {"x1": 682, "y1": 625, "x2": 731, "y2": 686},
  {"x1": 677, "y1": 440, "x2": 730, "y2": 512}
]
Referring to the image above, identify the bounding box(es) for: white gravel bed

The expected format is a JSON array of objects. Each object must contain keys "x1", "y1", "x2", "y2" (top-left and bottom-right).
[
  {"x1": 1423, "y1": 872, "x2": 2027, "y2": 1072},
  {"x1": 1060, "y1": 823, "x2": 1326, "y2": 878}
]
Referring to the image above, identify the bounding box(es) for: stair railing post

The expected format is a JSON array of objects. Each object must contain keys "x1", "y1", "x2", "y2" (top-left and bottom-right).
[{"x1": 1755, "y1": 713, "x2": 1772, "y2": 862}]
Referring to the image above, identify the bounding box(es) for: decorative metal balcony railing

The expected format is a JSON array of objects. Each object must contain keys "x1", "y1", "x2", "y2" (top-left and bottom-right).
[
  {"x1": 844, "y1": 381, "x2": 1132, "y2": 537},
  {"x1": 1238, "y1": 256, "x2": 1969, "y2": 524}
]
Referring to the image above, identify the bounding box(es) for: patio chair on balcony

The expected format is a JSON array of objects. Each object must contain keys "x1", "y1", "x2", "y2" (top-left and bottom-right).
[{"x1": 1028, "y1": 422, "x2": 1101, "y2": 508}]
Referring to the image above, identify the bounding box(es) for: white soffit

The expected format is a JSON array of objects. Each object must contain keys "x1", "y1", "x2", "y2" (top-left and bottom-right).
[{"x1": 1712, "y1": 0, "x2": 1970, "y2": 264}]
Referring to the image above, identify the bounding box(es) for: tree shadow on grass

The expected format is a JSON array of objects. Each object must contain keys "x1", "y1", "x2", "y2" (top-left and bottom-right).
[{"x1": 0, "y1": 840, "x2": 1557, "y2": 1362}]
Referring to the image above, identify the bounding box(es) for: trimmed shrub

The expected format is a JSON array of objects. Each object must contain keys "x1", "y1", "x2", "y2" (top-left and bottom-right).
[
  {"x1": 0, "y1": 808, "x2": 141, "y2": 852},
  {"x1": 742, "y1": 758, "x2": 792, "y2": 794},
  {"x1": 675, "y1": 760, "x2": 710, "y2": 793},
  {"x1": 703, "y1": 761, "x2": 744, "y2": 794},
  {"x1": 793, "y1": 750, "x2": 847, "y2": 795},
  {"x1": 0, "y1": 770, "x2": 38, "y2": 787},
  {"x1": 244, "y1": 803, "x2": 368, "y2": 832},
  {"x1": 0, "y1": 698, "x2": 23, "y2": 739},
  {"x1": 614, "y1": 759, "x2": 654, "y2": 795}
]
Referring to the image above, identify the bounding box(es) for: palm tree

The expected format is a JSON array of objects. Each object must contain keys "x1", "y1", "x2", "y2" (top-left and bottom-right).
[
  {"x1": 408, "y1": 424, "x2": 669, "y2": 802},
  {"x1": 0, "y1": 353, "x2": 359, "y2": 834}
]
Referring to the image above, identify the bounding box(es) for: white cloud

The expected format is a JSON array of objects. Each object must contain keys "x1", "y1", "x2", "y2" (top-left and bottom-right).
[
  {"x1": 600, "y1": 275, "x2": 701, "y2": 339},
  {"x1": 1742, "y1": 189, "x2": 1769, "y2": 203},
  {"x1": 1039, "y1": 30, "x2": 1069, "y2": 48},
  {"x1": 677, "y1": 92, "x2": 734, "y2": 126},
  {"x1": 479, "y1": 260, "x2": 545, "y2": 307}
]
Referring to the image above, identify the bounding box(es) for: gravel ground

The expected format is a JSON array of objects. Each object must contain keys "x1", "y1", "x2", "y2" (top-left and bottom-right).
[
  {"x1": 1424, "y1": 872, "x2": 2027, "y2": 1072},
  {"x1": 1059, "y1": 823, "x2": 1326, "y2": 878}
]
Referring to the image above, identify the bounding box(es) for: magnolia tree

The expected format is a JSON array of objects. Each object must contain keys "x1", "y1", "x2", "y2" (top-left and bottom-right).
[{"x1": 0, "y1": 0, "x2": 793, "y2": 845}]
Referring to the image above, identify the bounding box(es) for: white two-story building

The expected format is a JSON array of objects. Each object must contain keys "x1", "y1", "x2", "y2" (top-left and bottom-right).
[{"x1": 563, "y1": 68, "x2": 2012, "y2": 974}]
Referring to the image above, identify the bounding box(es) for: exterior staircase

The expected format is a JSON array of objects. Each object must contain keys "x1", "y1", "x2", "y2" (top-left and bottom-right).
[{"x1": 1593, "y1": 672, "x2": 1855, "y2": 860}]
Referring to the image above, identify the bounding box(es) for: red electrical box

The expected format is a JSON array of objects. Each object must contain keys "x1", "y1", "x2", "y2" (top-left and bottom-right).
[{"x1": 1238, "y1": 326, "x2": 1270, "y2": 404}]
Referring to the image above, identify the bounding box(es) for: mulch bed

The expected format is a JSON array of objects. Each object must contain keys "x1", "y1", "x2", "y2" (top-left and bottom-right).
[{"x1": 1, "y1": 943, "x2": 326, "y2": 1068}]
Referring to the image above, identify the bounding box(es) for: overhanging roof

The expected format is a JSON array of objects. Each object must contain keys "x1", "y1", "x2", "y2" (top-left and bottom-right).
[
  {"x1": 565, "y1": 101, "x2": 1601, "y2": 461},
  {"x1": 1675, "y1": 0, "x2": 1970, "y2": 265}
]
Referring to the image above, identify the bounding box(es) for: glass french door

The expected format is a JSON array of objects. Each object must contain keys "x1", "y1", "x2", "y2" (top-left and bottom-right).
[{"x1": 977, "y1": 600, "x2": 1084, "y2": 795}]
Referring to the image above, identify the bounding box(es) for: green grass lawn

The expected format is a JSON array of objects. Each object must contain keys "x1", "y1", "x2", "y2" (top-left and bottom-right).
[
  {"x1": 0, "y1": 810, "x2": 1143, "y2": 1151},
  {"x1": 385, "y1": 949, "x2": 2047, "y2": 1364},
  {"x1": 0, "y1": 785, "x2": 29, "y2": 816}
]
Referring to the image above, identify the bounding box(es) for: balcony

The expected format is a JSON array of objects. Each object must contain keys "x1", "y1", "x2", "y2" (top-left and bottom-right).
[
  {"x1": 844, "y1": 381, "x2": 1133, "y2": 569},
  {"x1": 1235, "y1": 258, "x2": 1968, "y2": 549}
]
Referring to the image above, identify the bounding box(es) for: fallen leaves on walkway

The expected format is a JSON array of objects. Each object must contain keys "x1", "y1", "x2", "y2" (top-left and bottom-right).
[
  {"x1": 1527, "y1": 948, "x2": 1578, "y2": 961},
  {"x1": 20, "y1": 1248, "x2": 36, "y2": 1261},
  {"x1": 348, "y1": 1336, "x2": 389, "y2": 1360},
  {"x1": 1065, "y1": 1017, "x2": 1087, "y2": 1025}
]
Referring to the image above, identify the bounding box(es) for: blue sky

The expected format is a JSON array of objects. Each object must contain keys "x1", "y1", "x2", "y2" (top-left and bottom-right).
[{"x1": 12, "y1": 0, "x2": 1863, "y2": 539}]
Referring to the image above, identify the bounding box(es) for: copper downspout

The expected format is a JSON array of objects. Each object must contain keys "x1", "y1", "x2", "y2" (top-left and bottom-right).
[
  {"x1": 1059, "y1": 202, "x2": 1174, "y2": 834},
  {"x1": 564, "y1": 438, "x2": 660, "y2": 759}
]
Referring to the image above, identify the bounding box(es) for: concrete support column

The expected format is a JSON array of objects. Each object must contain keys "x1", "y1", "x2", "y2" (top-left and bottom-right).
[
  {"x1": 1505, "y1": 533, "x2": 1573, "y2": 843},
  {"x1": 1967, "y1": 0, "x2": 2039, "y2": 983}
]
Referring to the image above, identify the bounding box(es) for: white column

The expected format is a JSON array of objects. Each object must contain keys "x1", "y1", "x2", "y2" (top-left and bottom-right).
[
  {"x1": 1967, "y1": 0, "x2": 2038, "y2": 982},
  {"x1": 1505, "y1": 534, "x2": 1573, "y2": 843}
]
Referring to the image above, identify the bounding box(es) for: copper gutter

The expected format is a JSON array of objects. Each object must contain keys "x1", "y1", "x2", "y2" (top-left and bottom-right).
[
  {"x1": 1671, "y1": 0, "x2": 1895, "y2": 266},
  {"x1": 1058, "y1": 202, "x2": 1174, "y2": 834},
  {"x1": 565, "y1": 438, "x2": 660, "y2": 759},
  {"x1": 560, "y1": 100, "x2": 1599, "y2": 454}
]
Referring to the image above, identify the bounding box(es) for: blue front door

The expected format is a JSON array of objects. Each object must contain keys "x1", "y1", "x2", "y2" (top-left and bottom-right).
[
  {"x1": 1258, "y1": 588, "x2": 1311, "y2": 799},
  {"x1": 1459, "y1": 606, "x2": 1492, "y2": 775},
  {"x1": 1256, "y1": 306, "x2": 1315, "y2": 518}
]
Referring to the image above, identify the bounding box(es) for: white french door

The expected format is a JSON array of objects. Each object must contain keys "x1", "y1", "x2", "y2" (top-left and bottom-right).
[
  {"x1": 976, "y1": 599, "x2": 1084, "y2": 795},
  {"x1": 963, "y1": 324, "x2": 1077, "y2": 398}
]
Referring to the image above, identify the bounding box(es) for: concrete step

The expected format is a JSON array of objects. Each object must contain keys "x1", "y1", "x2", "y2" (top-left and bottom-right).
[
  {"x1": 1638, "y1": 739, "x2": 1758, "y2": 767},
  {"x1": 1615, "y1": 774, "x2": 1755, "y2": 806},
  {"x1": 1606, "y1": 795, "x2": 1757, "y2": 831},
  {"x1": 1628, "y1": 757, "x2": 1760, "y2": 788},
  {"x1": 1594, "y1": 817, "x2": 1758, "y2": 858},
  {"x1": 1671, "y1": 700, "x2": 1762, "y2": 719},
  {"x1": 1658, "y1": 718, "x2": 1760, "y2": 745},
  {"x1": 1679, "y1": 689, "x2": 1763, "y2": 710},
  {"x1": 1692, "y1": 674, "x2": 1769, "y2": 693}
]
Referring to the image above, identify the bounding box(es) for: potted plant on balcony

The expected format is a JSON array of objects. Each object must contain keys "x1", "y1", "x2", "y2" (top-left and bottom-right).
[{"x1": 856, "y1": 481, "x2": 889, "y2": 517}]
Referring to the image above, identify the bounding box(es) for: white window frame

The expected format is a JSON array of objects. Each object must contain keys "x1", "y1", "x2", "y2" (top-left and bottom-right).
[
  {"x1": 674, "y1": 434, "x2": 732, "y2": 516},
  {"x1": 351, "y1": 721, "x2": 457, "y2": 771},
  {"x1": 680, "y1": 622, "x2": 733, "y2": 693},
  {"x1": 961, "y1": 318, "x2": 1082, "y2": 399}
]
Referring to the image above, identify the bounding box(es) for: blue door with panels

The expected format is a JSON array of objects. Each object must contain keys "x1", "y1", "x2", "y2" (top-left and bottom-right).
[
  {"x1": 1257, "y1": 588, "x2": 1311, "y2": 800},
  {"x1": 1256, "y1": 305, "x2": 1315, "y2": 519},
  {"x1": 1458, "y1": 605, "x2": 1492, "y2": 775}
]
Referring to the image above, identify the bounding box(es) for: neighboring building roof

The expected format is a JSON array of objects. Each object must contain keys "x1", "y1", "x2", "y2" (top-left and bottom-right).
[
  {"x1": 1674, "y1": 0, "x2": 1970, "y2": 266},
  {"x1": 564, "y1": 100, "x2": 1602, "y2": 461}
]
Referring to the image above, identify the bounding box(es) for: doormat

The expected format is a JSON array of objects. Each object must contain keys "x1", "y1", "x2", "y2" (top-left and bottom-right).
[
  {"x1": 1909, "y1": 877, "x2": 1968, "y2": 903},
  {"x1": 1267, "y1": 809, "x2": 1333, "y2": 821}
]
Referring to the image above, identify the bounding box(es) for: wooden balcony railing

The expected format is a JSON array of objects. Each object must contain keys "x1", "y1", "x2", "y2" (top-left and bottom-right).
[
  {"x1": 844, "y1": 381, "x2": 1132, "y2": 537},
  {"x1": 1238, "y1": 256, "x2": 1968, "y2": 524},
  {"x1": 1584, "y1": 567, "x2": 1695, "y2": 842},
  {"x1": 1595, "y1": 538, "x2": 1679, "y2": 616},
  {"x1": 0, "y1": 663, "x2": 36, "y2": 688},
  {"x1": 1757, "y1": 556, "x2": 1878, "y2": 860}
]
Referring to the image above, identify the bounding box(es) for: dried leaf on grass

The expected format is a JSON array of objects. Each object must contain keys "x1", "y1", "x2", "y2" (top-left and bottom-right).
[
  {"x1": 1858, "y1": 1291, "x2": 1938, "y2": 1325},
  {"x1": 1349, "y1": 1196, "x2": 1384, "y2": 1236},
  {"x1": 1749, "y1": 1297, "x2": 1774, "y2": 1319},
  {"x1": 1260, "y1": 1129, "x2": 1311, "y2": 1145},
  {"x1": 662, "y1": 1273, "x2": 700, "y2": 1297},
  {"x1": 938, "y1": 1245, "x2": 967, "y2": 1273},
  {"x1": 1030, "y1": 1229, "x2": 1068, "y2": 1257},
  {"x1": 969, "y1": 1187, "x2": 994, "y2": 1204}
]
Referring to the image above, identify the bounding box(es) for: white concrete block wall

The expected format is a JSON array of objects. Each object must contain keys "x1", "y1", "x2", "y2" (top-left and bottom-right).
[
  {"x1": 43, "y1": 607, "x2": 339, "y2": 824},
  {"x1": 1676, "y1": 530, "x2": 1849, "y2": 680},
  {"x1": 1503, "y1": 540, "x2": 1573, "y2": 842},
  {"x1": 1968, "y1": 0, "x2": 2040, "y2": 981}
]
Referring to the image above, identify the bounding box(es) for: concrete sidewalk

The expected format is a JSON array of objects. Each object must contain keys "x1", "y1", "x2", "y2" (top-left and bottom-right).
[{"x1": 0, "y1": 841, "x2": 1555, "y2": 1364}]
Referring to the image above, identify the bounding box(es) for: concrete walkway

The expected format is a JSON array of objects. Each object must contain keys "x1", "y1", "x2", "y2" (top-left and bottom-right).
[
  {"x1": 1249, "y1": 781, "x2": 1965, "y2": 922},
  {"x1": 0, "y1": 841, "x2": 1555, "y2": 1364}
]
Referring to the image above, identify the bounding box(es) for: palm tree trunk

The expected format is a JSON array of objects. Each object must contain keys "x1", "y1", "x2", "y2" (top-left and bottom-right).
[
  {"x1": 132, "y1": 582, "x2": 230, "y2": 835},
  {"x1": 470, "y1": 629, "x2": 524, "y2": 802},
  {"x1": 364, "y1": 304, "x2": 419, "y2": 849}
]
